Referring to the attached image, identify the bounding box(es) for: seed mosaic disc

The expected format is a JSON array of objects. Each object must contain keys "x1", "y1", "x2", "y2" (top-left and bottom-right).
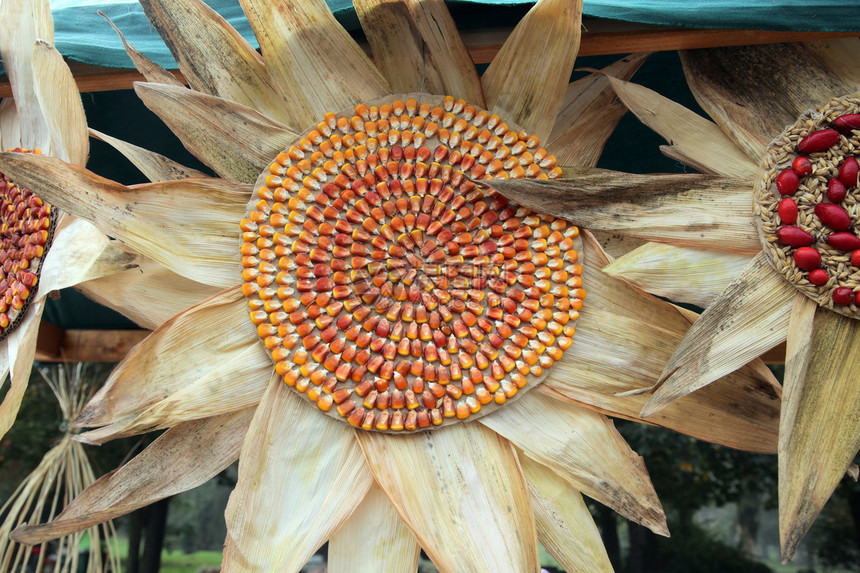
[
  {"x1": 754, "y1": 94, "x2": 860, "y2": 318},
  {"x1": 0, "y1": 148, "x2": 54, "y2": 340},
  {"x1": 241, "y1": 94, "x2": 585, "y2": 432}
]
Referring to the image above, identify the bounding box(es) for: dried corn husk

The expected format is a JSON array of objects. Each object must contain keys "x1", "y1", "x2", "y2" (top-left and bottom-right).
[
  {"x1": 604, "y1": 74, "x2": 758, "y2": 178},
  {"x1": 31, "y1": 41, "x2": 88, "y2": 167},
  {"x1": 644, "y1": 252, "x2": 793, "y2": 417},
  {"x1": 490, "y1": 170, "x2": 761, "y2": 255},
  {"x1": 399, "y1": 0, "x2": 485, "y2": 105},
  {"x1": 482, "y1": 391, "x2": 668, "y2": 536},
  {"x1": 521, "y1": 455, "x2": 613, "y2": 573},
  {"x1": 680, "y1": 44, "x2": 856, "y2": 162},
  {"x1": 544, "y1": 233, "x2": 781, "y2": 453},
  {"x1": 803, "y1": 38, "x2": 860, "y2": 89},
  {"x1": 0, "y1": 151, "x2": 248, "y2": 288},
  {"x1": 12, "y1": 408, "x2": 253, "y2": 545},
  {"x1": 2, "y1": 364, "x2": 121, "y2": 571},
  {"x1": 78, "y1": 258, "x2": 220, "y2": 330},
  {"x1": 73, "y1": 287, "x2": 270, "y2": 442},
  {"x1": 0, "y1": 300, "x2": 42, "y2": 441},
  {"x1": 238, "y1": 0, "x2": 388, "y2": 130},
  {"x1": 139, "y1": 0, "x2": 292, "y2": 125},
  {"x1": 135, "y1": 82, "x2": 297, "y2": 182},
  {"x1": 328, "y1": 484, "x2": 420, "y2": 573},
  {"x1": 223, "y1": 380, "x2": 373, "y2": 571},
  {"x1": 548, "y1": 53, "x2": 649, "y2": 167},
  {"x1": 358, "y1": 422, "x2": 539, "y2": 573},
  {"x1": 0, "y1": 0, "x2": 52, "y2": 151},
  {"x1": 604, "y1": 242, "x2": 754, "y2": 308},
  {"x1": 99, "y1": 10, "x2": 184, "y2": 87},
  {"x1": 482, "y1": 0, "x2": 582, "y2": 141},
  {"x1": 89, "y1": 127, "x2": 207, "y2": 182},
  {"x1": 0, "y1": 99, "x2": 21, "y2": 152},
  {"x1": 779, "y1": 294, "x2": 860, "y2": 562},
  {"x1": 37, "y1": 218, "x2": 139, "y2": 296}
]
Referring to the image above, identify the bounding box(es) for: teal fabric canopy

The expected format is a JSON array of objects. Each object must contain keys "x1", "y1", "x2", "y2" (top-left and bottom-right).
[{"x1": 51, "y1": 0, "x2": 860, "y2": 70}]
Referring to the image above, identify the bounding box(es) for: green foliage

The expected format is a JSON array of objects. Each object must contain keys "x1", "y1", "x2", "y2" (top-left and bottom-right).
[{"x1": 653, "y1": 522, "x2": 773, "y2": 573}]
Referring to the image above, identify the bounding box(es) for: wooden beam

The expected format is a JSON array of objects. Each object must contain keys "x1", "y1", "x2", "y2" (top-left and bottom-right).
[
  {"x1": 35, "y1": 323, "x2": 149, "y2": 363},
  {"x1": 0, "y1": 23, "x2": 855, "y2": 97}
]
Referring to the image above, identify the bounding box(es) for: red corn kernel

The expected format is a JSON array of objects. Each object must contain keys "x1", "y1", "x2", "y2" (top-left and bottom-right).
[
  {"x1": 808, "y1": 269, "x2": 829, "y2": 286},
  {"x1": 827, "y1": 178, "x2": 847, "y2": 203},
  {"x1": 798, "y1": 128, "x2": 840, "y2": 154},
  {"x1": 833, "y1": 286, "x2": 854, "y2": 306},
  {"x1": 776, "y1": 169, "x2": 800, "y2": 195},
  {"x1": 793, "y1": 247, "x2": 821, "y2": 271},
  {"x1": 791, "y1": 156, "x2": 812, "y2": 176},
  {"x1": 777, "y1": 198, "x2": 798, "y2": 224}
]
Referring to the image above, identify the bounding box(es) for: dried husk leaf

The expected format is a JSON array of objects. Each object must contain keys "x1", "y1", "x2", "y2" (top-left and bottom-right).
[
  {"x1": 779, "y1": 294, "x2": 860, "y2": 562},
  {"x1": 520, "y1": 455, "x2": 613, "y2": 573},
  {"x1": 803, "y1": 38, "x2": 860, "y2": 90},
  {"x1": 354, "y1": 0, "x2": 442, "y2": 96},
  {"x1": 135, "y1": 82, "x2": 297, "y2": 183},
  {"x1": 99, "y1": 11, "x2": 184, "y2": 87},
  {"x1": 73, "y1": 287, "x2": 271, "y2": 443},
  {"x1": 548, "y1": 53, "x2": 649, "y2": 167},
  {"x1": 680, "y1": 44, "x2": 857, "y2": 162},
  {"x1": 482, "y1": 0, "x2": 582, "y2": 141},
  {"x1": 604, "y1": 242, "x2": 754, "y2": 308},
  {"x1": 605, "y1": 75, "x2": 759, "y2": 178},
  {"x1": 644, "y1": 252, "x2": 793, "y2": 417},
  {"x1": 31, "y1": 41, "x2": 88, "y2": 167},
  {"x1": 0, "y1": 152, "x2": 247, "y2": 288},
  {"x1": 358, "y1": 423, "x2": 539, "y2": 573},
  {"x1": 544, "y1": 232, "x2": 781, "y2": 453},
  {"x1": 0, "y1": 299, "x2": 42, "y2": 441},
  {"x1": 238, "y1": 0, "x2": 389, "y2": 130},
  {"x1": 37, "y1": 218, "x2": 139, "y2": 296},
  {"x1": 328, "y1": 484, "x2": 420, "y2": 573},
  {"x1": 482, "y1": 391, "x2": 668, "y2": 535},
  {"x1": 400, "y1": 0, "x2": 485, "y2": 106},
  {"x1": 11, "y1": 408, "x2": 254, "y2": 545},
  {"x1": 77, "y1": 258, "x2": 220, "y2": 331},
  {"x1": 88, "y1": 128, "x2": 207, "y2": 182},
  {"x1": 223, "y1": 380, "x2": 373, "y2": 572},
  {"x1": 0, "y1": 98, "x2": 21, "y2": 152},
  {"x1": 139, "y1": 0, "x2": 292, "y2": 126},
  {"x1": 489, "y1": 170, "x2": 761, "y2": 255},
  {"x1": 0, "y1": 0, "x2": 52, "y2": 151}
]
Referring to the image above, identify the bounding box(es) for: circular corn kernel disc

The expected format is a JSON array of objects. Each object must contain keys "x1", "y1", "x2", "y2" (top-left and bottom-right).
[
  {"x1": 242, "y1": 94, "x2": 584, "y2": 432},
  {"x1": 754, "y1": 94, "x2": 860, "y2": 318},
  {"x1": 0, "y1": 149, "x2": 56, "y2": 340}
]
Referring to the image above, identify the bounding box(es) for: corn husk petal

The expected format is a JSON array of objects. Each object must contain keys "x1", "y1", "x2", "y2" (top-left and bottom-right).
[
  {"x1": 31, "y1": 41, "x2": 88, "y2": 167},
  {"x1": 490, "y1": 170, "x2": 761, "y2": 255},
  {"x1": 0, "y1": 299, "x2": 42, "y2": 441},
  {"x1": 0, "y1": 151, "x2": 247, "y2": 288},
  {"x1": 680, "y1": 44, "x2": 857, "y2": 162},
  {"x1": 99, "y1": 11, "x2": 183, "y2": 87},
  {"x1": 779, "y1": 294, "x2": 860, "y2": 562},
  {"x1": 548, "y1": 53, "x2": 649, "y2": 167},
  {"x1": 73, "y1": 288, "x2": 271, "y2": 442},
  {"x1": 644, "y1": 252, "x2": 793, "y2": 417},
  {"x1": 77, "y1": 258, "x2": 220, "y2": 331},
  {"x1": 88, "y1": 128, "x2": 207, "y2": 182},
  {"x1": 482, "y1": 391, "x2": 668, "y2": 535},
  {"x1": 0, "y1": 0, "x2": 52, "y2": 151},
  {"x1": 604, "y1": 242, "x2": 754, "y2": 308},
  {"x1": 328, "y1": 484, "x2": 420, "y2": 573},
  {"x1": 520, "y1": 455, "x2": 613, "y2": 573},
  {"x1": 223, "y1": 380, "x2": 373, "y2": 572},
  {"x1": 0, "y1": 99, "x2": 21, "y2": 152},
  {"x1": 605, "y1": 75, "x2": 758, "y2": 178},
  {"x1": 139, "y1": 0, "x2": 293, "y2": 126},
  {"x1": 358, "y1": 423, "x2": 539, "y2": 573},
  {"x1": 544, "y1": 233, "x2": 781, "y2": 453},
  {"x1": 11, "y1": 408, "x2": 253, "y2": 545},
  {"x1": 134, "y1": 82, "x2": 297, "y2": 183},
  {"x1": 482, "y1": 0, "x2": 582, "y2": 141},
  {"x1": 803, "y1": 38, "x2": 860, "y2": 90},
  {"x1": 238, "y1": 0, "x2": 389, "y2": 130}
]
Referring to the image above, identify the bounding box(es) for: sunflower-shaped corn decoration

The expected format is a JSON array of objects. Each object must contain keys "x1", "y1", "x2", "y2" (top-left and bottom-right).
[
  {"x1": 0, "y1": 0, "x2": 784, "y2": 571},
  {"x1": 489, "y1": 39, "x2": 860, "y2": 562},
  {"x1": 0, "y1": 1, "x2": 148, "y2": 445}
]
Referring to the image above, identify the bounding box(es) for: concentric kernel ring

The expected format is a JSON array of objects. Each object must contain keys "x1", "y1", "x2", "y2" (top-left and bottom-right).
[
  {"x1": 241, "y1": 94, "x2": 584, "y2": 432},
  {"x1": 754, "y1": 94, "x2": 860, "y2": 318},
  {"x1": 0, "y1": 149, "x2": 54, "y2": 340}
]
